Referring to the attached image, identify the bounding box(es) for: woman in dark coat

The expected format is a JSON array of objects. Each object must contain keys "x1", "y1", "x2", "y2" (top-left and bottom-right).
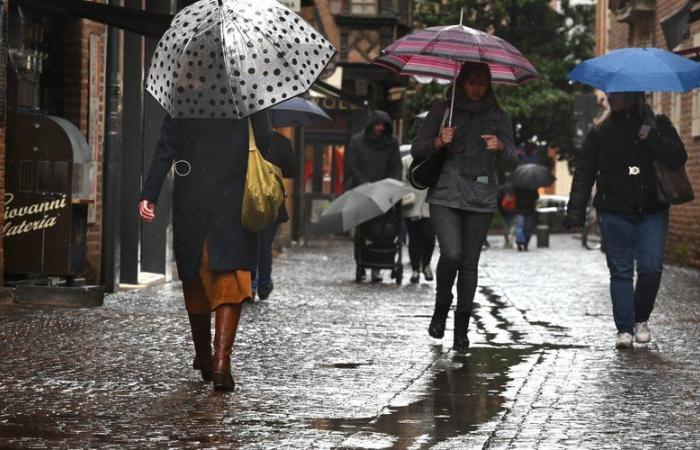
[
  {"x1": 411, "y1": 62, "x2": 518, "y2": 353},
  {"x1": 139, "y1": 112, "x2": 272, "y2": 391},
  {"x1": 565, "y1": 92, "x2": 687, "y2": 349}
]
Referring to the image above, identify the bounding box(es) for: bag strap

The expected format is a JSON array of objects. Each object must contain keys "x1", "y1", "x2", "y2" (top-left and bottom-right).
[{"x1": 248, "y1": 118, "x2": 257, "y2": 152}]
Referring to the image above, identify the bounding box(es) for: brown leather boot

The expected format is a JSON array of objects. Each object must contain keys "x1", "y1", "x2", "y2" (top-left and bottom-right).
[
  {"x1": 212, "y1": 304, "x2": 242, "y2": 391},
  {"x1": 188, "y1": 312, "x2": 213, "y2": 382}
]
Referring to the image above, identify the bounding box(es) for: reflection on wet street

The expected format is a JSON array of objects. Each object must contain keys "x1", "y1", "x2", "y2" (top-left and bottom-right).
[
  {"x1": 315, "y1": 348, "x2": 530, "y2": 450},
  {"x1": 1, "y1": 235, "x2": 699, "y2": 449}
]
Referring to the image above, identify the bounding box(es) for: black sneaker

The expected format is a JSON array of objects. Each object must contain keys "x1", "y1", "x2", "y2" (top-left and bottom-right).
[
  {"x1": 422, "y1": 266, "x2": 434, "y2": 281},
  {"x1": 258, "y1": 283, "x2": 273, "y2": 300}
]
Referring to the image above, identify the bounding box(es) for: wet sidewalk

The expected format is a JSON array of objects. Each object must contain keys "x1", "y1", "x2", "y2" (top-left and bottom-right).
[{"x1": 1, "y1": 234, "x2": 699, "y2": 449}]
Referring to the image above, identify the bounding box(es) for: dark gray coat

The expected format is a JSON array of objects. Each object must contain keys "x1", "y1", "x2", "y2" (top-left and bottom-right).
[
  {"x1": 140, "y1": 112, "x2": 272, "y2": 281},
  {"x1": 411, "y1": 89, "x2": 518, "y2": 212},
  {"x1": 345, "y1": 110, "x2": 402, "y2": 188}
]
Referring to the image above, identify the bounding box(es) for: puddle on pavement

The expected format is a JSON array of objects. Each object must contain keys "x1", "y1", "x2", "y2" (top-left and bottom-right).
[
  {"x1": 312, "y1": 347, "x2": 531, "y2": 449},
  {"x1": 319, "y1": 362, "x2": 373, "y2": 369}
]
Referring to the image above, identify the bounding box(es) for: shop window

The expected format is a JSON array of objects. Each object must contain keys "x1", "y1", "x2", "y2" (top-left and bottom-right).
[
  {"x1": 351, "y1": 0, "x2": 377, "y2": 15},
  {"x1": 54, "y1": 161, "x2": 69, "y2": 193},
  {"x1": 19, "y1": 160, "x2": 34, "y2": 193},
  {"x1": 36, "y1": 160, "x2": 51, "y2": 192}
]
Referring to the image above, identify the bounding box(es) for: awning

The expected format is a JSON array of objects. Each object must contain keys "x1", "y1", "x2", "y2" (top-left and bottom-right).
[
  {"x1": 14, "y1": 0, "x2": 172, "y2": 38},
  {"x1": 661, "y1": 0, "x2": 700, "y2": 50},
  {"x1": 310, "y1": 80, "x2": 367, "y2": 109}
]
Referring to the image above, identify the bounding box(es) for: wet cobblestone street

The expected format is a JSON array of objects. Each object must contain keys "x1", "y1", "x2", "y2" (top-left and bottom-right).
[{"x1": 1, "y1": 234, "x2": 699, "y2": 449}]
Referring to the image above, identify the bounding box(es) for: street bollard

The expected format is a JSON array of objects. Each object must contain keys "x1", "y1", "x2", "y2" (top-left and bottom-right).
[{"x1": 536, "y1": 224, "x2": 550, "y2": 248}]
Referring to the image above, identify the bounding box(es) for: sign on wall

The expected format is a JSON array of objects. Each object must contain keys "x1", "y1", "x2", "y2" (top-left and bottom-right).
[{"x1": 279, "y1": 0, "x2": 301, "y2": 12}]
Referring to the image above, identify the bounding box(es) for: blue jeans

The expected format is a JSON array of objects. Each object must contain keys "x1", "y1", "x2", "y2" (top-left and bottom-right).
[
  {"x1": 513, "y1": 214, "x2": 533, "y2": 246},
  {"x1": 597, "y1": 210, "x2": 669, "y2": 334},
  {"x1": 254, "y1": 222, "x2": 279, "y2": 292}
]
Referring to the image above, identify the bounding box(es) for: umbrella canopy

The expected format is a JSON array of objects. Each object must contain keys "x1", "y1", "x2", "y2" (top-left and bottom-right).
[
  {"x1": 319, "y1": 179, "x2": 411, "y2": 233},
  {"x1": 268, "y1": 96, "x2": 331, "y2": 127},
  {"x1": 146, "y1": 0, "x2": 336, "y2": 119},
  {"x1": 567, "y1": 47, "x2": 700, "y2": 93},
  {"x1": 373, "y1": 25, "x2": 539, "y2": 86},
  {"x1": 509, "y1": 163, "x2": 555, "y2": 190}
]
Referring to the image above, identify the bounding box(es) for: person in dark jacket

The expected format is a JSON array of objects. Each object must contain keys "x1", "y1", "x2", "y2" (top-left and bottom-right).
[
  {"x1": 254, "y1": 131, "x2": 294, "y2": 300},
  {"x1": 346, "y1": 110, "x2": 402, "y2": 282},
  {"x1": 139, "y1": 112, "x2": 272, "y2": 391},
  {"x1": 412, "y1": 62, "x2": 518, "y2": 353},
  {"x1": 512, "y1": 185, "x2": 539, "y2": 251},
  {"x1": 345, "y1": 110, "x2": 402, "y2": 188},
  {"x1": 565, "y1": 92, "x2": 688, "y2": 349}
]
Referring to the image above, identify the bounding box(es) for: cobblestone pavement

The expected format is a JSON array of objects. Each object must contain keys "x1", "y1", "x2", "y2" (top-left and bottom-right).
[{"x1": 1, "y1": 234, "x2": 699, "y2": 449}]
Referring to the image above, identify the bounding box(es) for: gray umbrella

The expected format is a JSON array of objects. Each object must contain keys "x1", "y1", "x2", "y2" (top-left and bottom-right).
[
  {"x1": 509, "y1": 163, "x2": 555, "y2": 189},
  {"x1": 268, "y1": 96, "x2": 331, "y2": 127},
  {"x1": 319, "y1": 178, "x2": 411, "y2": 233},
  {"x1": 146, "y1": 0, "x2": 336, "y2": 119}
]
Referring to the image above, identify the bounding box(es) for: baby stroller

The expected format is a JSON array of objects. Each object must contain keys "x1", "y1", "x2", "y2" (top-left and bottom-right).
[{"x1": 354, "y1": 208, "x2": 403, "y2": 284}]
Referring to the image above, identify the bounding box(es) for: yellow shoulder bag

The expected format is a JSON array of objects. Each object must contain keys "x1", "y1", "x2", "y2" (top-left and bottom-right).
[{"x1": 241, "y1": 119, "x2": 286, "y2": 232}]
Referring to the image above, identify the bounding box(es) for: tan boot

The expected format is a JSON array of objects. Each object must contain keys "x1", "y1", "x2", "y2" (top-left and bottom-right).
[
  {"x1": 212, "y1": 304, "x2": 242, "y2": 391},
  {"x1": 188, "y1": 312, "x2": 213, "y2": 381}
]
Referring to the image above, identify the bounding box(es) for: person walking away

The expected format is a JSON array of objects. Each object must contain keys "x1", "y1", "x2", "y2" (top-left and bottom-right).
[
  {"x1": 512, "y1": 185, "x2": 539, "y2": 251},
  {"x1": 346, "y1": 110, "x2": 402, "y2": 282},
  {"x1": 401, "y1": 153, "x2": 436, "y2": 283},
  {"x1": 139, "y1": 112, "x2": 272, "y2": 391},
  {"x1": 411, "y1": 62, "x2": 518, "y2": 353},
  {"x1": 565, "y1": 92, "x2": 687, "y2": 349},
  {"x1": 254, "y1": 131, "x2": 294, "y2": 300},
  {"x1": 497, "y1": 181, "x2": 516, "y2": 248}
]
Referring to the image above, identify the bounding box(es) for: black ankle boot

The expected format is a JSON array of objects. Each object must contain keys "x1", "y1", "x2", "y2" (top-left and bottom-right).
[
  {"x1": 453, "y1": 311, "x2": 471, "y2": 354},
  {"x1": 428, "y1": 302, "x2": 450, "y2": 339}
]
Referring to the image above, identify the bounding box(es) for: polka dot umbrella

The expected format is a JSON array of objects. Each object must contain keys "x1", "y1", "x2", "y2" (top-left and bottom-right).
[{"x1": 146, "y1": 0, "x2": 337, "y2": 119}]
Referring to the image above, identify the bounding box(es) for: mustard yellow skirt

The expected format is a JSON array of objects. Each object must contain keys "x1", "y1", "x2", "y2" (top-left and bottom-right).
[{"x1": 182, "y1": 240, "x2": 252, "y2": 313}]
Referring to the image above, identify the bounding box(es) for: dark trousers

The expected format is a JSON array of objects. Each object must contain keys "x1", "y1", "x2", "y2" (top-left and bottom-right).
[
  {"x1": 404, "y1": 218, "x2": 436, "y2": 271},
  {"x1": 597, "y1": 210, "x2": 668, "y2": 334},
  {"x1": 430, "y1": 204, "x2": 493, "y2": 314},
  {"x1": 254, "y1": 222, "x2": 279, "y2": 291}
]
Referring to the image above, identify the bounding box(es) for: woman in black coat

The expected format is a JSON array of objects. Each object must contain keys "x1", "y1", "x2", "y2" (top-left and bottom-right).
[
  {"x1": 565, "y1": 92, "x2": 687, "y2": 349},
  {"x1": 139, "y1": 112, "x2": 272, "y2": 391},
  {"x1": 411, "y1": 62, "x2": 518, "y2": 353}
]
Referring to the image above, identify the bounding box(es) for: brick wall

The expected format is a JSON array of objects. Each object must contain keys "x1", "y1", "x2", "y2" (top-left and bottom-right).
[
  {"x1": 62, "y1": 9, "x2": 107, "y2": 283},
  {"x1": 604, "y1": 1, "x2": 700, "y2": 268}
]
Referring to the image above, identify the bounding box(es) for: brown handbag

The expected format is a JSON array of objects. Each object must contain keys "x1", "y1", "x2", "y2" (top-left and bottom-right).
[{"x1": 652, "y1": 160, "x2": 695, "y2": 205}]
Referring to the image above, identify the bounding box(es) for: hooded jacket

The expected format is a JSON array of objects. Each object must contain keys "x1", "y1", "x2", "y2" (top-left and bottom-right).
[
  {"x1": 411, "y1": 87, "x2": 518, "y2": 212},
  {"x1": 345, "y1": 110, "x2": 402, "y2": 188}
]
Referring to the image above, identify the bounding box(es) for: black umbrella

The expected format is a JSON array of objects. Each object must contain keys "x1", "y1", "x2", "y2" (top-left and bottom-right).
[
  {"x1": 268, "y1": 97, "x2": 331, "y2": 128},
  {"x1": 509, "y1": 163, "x2": 555, "y2": 189}
]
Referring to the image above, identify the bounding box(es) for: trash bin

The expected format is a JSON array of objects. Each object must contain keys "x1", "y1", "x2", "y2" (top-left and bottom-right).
[{"x1": 536, "y1": 224, "x2": 550, "y2": 248}]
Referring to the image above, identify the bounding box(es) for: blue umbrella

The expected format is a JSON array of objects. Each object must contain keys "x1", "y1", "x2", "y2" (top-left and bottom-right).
[
  {"x1": 568, "y1": 47, "x2": 700, "y2": 93},
  {"x1": 268, "y1": 97, "x2": 332, "y2": 127}
]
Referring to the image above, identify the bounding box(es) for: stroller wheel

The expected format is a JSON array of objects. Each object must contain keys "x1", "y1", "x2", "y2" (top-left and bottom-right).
[{"x1": 355, "y1": 265, "x2": 365, "y2": 283}]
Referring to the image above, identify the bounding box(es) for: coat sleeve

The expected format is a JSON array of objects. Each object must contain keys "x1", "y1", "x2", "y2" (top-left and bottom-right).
[
  {"x1": 496, "y1": 110, "x2": 518, "y2": 171},
  {"x1": 346, "y1": 135, "x2": 369, "y2": 186},
  {"x1": 565, "y1": 128, "x2": 600, "y2": 228},
  {"x1": 645, "y1": 114, "x2": 688, "y2": 169},
  {"x1": 140, "y1": 115, "x2": 178, "y2": 204},
  {"x1": 411, "y1": 101, "x2": 446, "y2": 160},
  {"x1": 388, "y1": 139, "x2": 402, "y2": 181},
  {"x1": 251, "y1": 110, "x2": 273, "y2": 159}
]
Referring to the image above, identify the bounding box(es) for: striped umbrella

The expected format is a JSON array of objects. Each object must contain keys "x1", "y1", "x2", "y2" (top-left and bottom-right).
[
  {"x1": 374, "y1": 25, "x2": 538, "y2": 85},
  {"x1": 373, "y1": 10, "x2": 538, "y2": 124}
]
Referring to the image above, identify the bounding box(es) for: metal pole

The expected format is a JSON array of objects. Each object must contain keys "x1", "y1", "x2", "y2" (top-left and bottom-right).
[{"x1": 101, "y1": 1, "x2": 124, "y2": 292}]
